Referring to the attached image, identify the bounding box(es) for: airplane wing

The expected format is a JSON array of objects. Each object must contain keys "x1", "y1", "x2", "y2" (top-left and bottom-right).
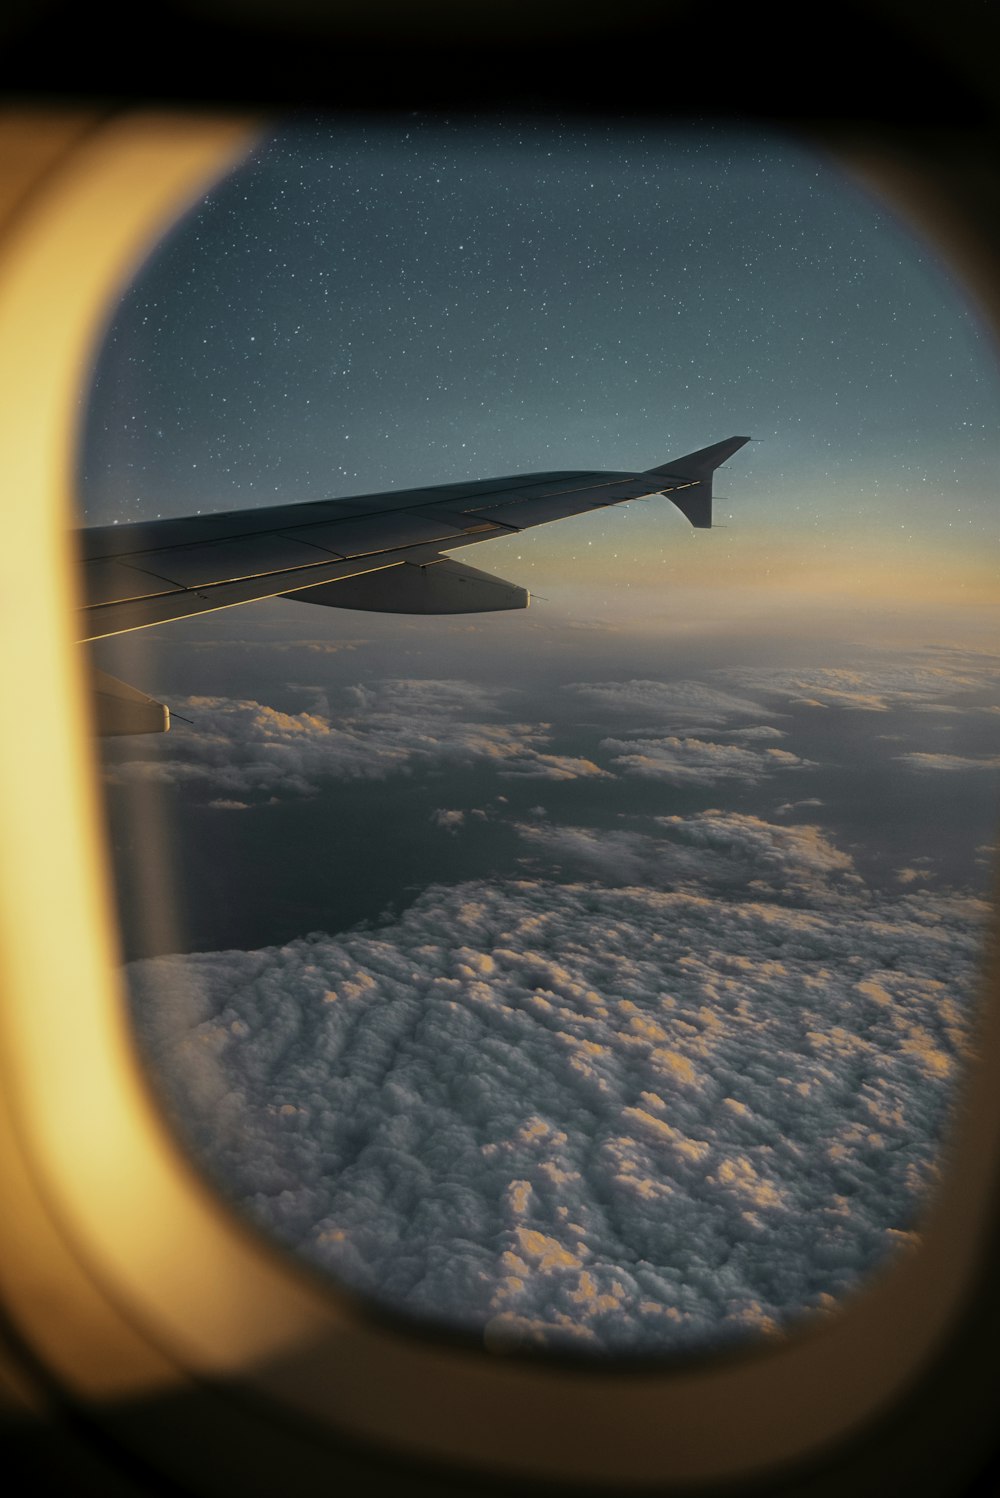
[{"x1": 79, "y1": 436, "x2": 749, "y2": 731}]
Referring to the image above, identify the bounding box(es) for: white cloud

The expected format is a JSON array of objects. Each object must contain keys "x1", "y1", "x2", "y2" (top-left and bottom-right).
[
  {"x1": 895, "y1": 752, "x2": 1000, "y2": 774},
  {"x1": 515, "y1": 823, "x2": 678, "y2": 887},
  {"x1": 722, "y1": 725, "x2": 788, "y2": 742},
  {"x1": 515, "y1": 811, "x2": 860, "y2": 909},
  {"x1": 128, "y1": 811, "x2": 985, "y2": 1356},
  {"x1": 658, "y1": 809, "x2": 856, "y2": 882},
  {"x1": 599, "y1": 735, "x2": 816, "y2": 787},
  {"x1": 431, "y1": 809, "x2": 465, "y2": 834},
  {"x1": 567, "y1": 679, "x2": 771, "y2": 726},
  {"x1": 103, "y1": 680, "x2": 609, "y2": 798},
  {"x1": 721, "y1": 649, "x2": 1000, "y2": 715}
]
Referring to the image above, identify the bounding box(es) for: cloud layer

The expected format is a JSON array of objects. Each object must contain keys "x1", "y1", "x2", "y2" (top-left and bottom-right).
[
  {"x1": 105, "y1": 680, "x2": 607, "y2": 797},
  {"x1": 128, "y1": 810, "x2": 985, "y2": 1356},
  {"x1": 895, "y1": 752, "x2": 1000, "y2": 774},
  {"x1": 102, "y1": 645, "x2": 1000, "y2": 804},
  {"x1": 719, "y1": 648, "x2": 1000, "y2": 714},
  {"x1": 117, "y1": 644, "x2": 997, "y2": 1353},
  {"x1": 600, "y1": 735, "x2": 815, "y2": 786},
  {"x1": 567, "y1": 679, "x2": 771, "y2": 726},
  {"x1": 514, "y1": 811, "x2": 865, "y2": 908}
]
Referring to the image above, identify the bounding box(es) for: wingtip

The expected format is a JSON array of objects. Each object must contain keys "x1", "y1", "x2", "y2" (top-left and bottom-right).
[{"x1": 647, "y1": 435, "x2": 752, "y2": 481}]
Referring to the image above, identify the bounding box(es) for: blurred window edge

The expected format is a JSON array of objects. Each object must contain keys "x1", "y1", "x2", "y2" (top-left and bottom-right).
[{"x1": 0, "y1": 107, "x2": 998, "y2": 1491}]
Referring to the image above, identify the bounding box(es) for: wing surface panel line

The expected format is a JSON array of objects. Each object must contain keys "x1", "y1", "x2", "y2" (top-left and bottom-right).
[
  {"x1": 78, "y1": 543, "x2": 447, "y2": 641},
  {"x1": 77, "y1": 470, "x2": 599, "y2": 562}
]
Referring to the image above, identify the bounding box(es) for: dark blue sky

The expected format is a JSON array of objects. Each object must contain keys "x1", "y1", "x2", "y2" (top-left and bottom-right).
[{"x1": 81, "y1": 119, "x2": 999, "y2": 531}]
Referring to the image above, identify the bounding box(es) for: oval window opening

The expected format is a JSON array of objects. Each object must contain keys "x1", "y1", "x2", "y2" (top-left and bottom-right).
[{"x1": 80, "y1": 118, "x2": 1000, "y2": 1360}]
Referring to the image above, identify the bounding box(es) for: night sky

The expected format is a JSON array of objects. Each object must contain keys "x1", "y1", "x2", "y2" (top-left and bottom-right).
[{"x1": 83, "y1": 119, "x2": 1000, "y2": 1356}]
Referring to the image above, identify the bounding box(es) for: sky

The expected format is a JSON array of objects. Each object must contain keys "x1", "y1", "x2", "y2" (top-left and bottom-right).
[{"x1": 82, "y1": 117, "x2": 1000, "y2": 1357}]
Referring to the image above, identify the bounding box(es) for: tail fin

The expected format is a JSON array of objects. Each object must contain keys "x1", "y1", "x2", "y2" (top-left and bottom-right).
[{"x1": 645, "y1": 435, "x2": 751, "y2": 529}]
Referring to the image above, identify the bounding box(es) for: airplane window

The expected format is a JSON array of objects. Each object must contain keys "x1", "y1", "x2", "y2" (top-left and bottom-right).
[{"x1": 80, "y1": 119, "x2": 1000, "y2": 1359}]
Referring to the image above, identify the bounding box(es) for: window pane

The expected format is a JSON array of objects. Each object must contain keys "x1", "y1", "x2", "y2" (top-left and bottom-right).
[{"x1": 83, "y1": 119, "x2": 1000, "y2": 1356}]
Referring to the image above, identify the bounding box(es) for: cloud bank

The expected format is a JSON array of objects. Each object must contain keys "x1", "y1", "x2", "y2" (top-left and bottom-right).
[
  {"x1": 514, "y1": 811, "x2": 865, "y2": 908},
  {"x1": 567, "y1": 679, "x2": 771, "y2": 726},
  {"x1": 720, "y1": 649, "x2": 1000, "y2": 714},
  {"x1": 128, "y1": 810, "x2": 985, "y2": 1356},
  {"x1": 600, "y1": 735, "x2": 815, "y2": 787},
  {"x1": 895, "y1": 752, "x2": 1000, "y2": 775},
  {"x1": 104, "y1": 680, "x2": 608, "y2": 797}
]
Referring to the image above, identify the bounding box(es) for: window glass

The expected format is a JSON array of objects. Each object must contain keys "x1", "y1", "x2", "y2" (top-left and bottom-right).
[{"x1": 82, "y1": 120, "x2": 1000, "y2": 1356}]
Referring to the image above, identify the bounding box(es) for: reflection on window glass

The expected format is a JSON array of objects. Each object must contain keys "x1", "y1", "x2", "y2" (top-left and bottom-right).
[{"x1": 82, "y1": 120, "x2": 1000, "y2": 1356}]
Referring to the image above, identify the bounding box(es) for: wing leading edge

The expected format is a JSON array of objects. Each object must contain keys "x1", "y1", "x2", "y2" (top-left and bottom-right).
[
  {"x1": 78, "y1": 437, "x2": 749, "y2": 642},
  {"x1": 78, "y1": 437, "x2": 749, "y2": 731}
]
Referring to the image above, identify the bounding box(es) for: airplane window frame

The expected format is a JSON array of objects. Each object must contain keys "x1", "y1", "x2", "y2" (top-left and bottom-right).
[{"x1": 0, "y1": 107, "x2": 999, "y2": 1494}]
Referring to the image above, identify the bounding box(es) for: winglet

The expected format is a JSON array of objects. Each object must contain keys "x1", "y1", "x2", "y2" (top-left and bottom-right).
[{"x1": 644, "y1": 436, "x2": 751, "y2": 528}]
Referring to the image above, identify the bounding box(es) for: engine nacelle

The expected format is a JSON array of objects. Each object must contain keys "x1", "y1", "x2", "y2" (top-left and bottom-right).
[{"x1": 287, "y1": 556, "x2": 529, "y2": 614}]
